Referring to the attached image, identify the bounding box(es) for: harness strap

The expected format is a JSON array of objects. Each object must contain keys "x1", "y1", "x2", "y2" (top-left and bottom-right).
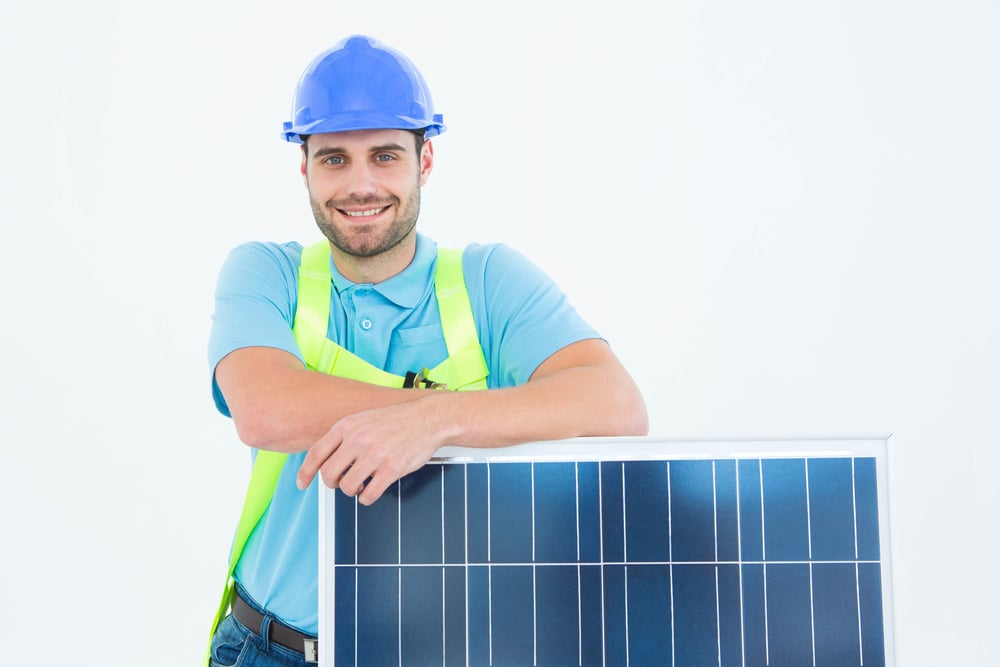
[
  {"x1": 433, "y1": 248, "x2": 489, "y2": 392},
  {"x1": 208, "y1": 448, "x2": 286, "y2": 651}
]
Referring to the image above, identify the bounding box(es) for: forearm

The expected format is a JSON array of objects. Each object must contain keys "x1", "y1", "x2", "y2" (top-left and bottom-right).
[
  {"x1": 216, "y1": 346, "x2": 425, "y2": 452},
  {"x1": 426, "y1": 360, "x2": 648, "y2": 449}
]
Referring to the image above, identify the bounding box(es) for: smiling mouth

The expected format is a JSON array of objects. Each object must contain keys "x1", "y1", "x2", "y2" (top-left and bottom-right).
[{"x1": 339, "y1": 205, "x2": 390, "y2": 218}]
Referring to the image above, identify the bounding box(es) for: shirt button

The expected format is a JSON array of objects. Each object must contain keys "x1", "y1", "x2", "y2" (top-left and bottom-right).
[
  {"x1": 356, "y1": 288, "x2": 370, "y2": 299},
  {"x1": 360, "y1": 318, "x2": 373, "y2": 331}
]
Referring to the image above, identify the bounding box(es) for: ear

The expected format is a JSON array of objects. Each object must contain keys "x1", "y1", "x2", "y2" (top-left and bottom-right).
[
  {"x1": 300, "y1": 145, "x2": 308, "y2": 184},
  {"x1": 419, "y1": 140, "x2": 434, "y2": 186}
]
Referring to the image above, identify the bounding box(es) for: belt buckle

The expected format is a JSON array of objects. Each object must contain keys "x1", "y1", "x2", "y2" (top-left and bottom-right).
[{"x1": 304, "y1": 638, "x2": 319, "y2": 663}]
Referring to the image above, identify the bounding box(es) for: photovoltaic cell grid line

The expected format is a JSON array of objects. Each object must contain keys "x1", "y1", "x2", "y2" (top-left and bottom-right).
[{"x1": 319, "y1": 447, "x2": 890, "y2": 667}]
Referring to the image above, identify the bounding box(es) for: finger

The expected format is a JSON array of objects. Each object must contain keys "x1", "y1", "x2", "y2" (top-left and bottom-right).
[
  {"x1": 358, "y1": 472, "x2": 396, "y2": 506},
  {"x1": 358, "y1": 468, "x2": 406, "y2": 505},
  {"x1": 297, "y1": 430, "x2": 343, "y2": 489},
  {"x1": 321, "y1": 460, "x2": 352, "y2": 491},
  {"x1": 296, "y1": 455, "x2": 320, "y2": 490},
  {"x1": 337, "y1": 474, "x2": 370, "y2": 499},
  {"x1": 338, "y1": 458, "x2": 378, "y2": 498}
]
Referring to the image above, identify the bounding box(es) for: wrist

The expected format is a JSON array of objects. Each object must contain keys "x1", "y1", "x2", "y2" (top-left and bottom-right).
[{"x1": 417, "y1": 390, "x2": 470, "y2": 446}]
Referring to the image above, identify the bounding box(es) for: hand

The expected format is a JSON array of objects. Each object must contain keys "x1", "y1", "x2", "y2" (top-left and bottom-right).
[{"x1": 295, "y1": 399, "x2": 446, "y2": 505}]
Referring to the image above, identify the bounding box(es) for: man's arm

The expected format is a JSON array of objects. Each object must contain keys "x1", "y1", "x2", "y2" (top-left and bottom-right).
[
  {"x1": 294, "y1": 337, "x2": 648, "y2": 505},
  {"x1": 214, "y1": 346, "x2": 428, "y2": 451}
]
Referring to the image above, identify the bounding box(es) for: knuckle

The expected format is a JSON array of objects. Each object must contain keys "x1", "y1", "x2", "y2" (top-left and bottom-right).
[{"x1": 320, "y1": 467, "x2": 339, "y2": 489}]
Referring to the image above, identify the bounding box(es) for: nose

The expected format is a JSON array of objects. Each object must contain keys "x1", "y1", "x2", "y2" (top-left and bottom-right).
[{"x1": 344, "y1": 161, "x2": 377, "y2": 197}]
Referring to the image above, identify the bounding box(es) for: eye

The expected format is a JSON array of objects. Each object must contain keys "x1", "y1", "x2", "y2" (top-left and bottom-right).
[
  {"x1": 375, "y1": 153, "x2": 395, "y2": 162},
  {"x1": 322, "y1": 155, "x2": 345, "y2": 165}
]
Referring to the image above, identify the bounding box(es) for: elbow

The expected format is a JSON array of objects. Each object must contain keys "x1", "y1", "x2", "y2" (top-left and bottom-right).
[
  {"x1": 614, "y1": 376, "x2": 650, "y2": 436},
  {"x1": 608, "y1": 363, "x2": 649, "y2": 436},
  {"x1": 231, "y1": 414, "x2": 271, "y2": 449},
  {"x1": 593, "y1": 384, "x2": 649, "y2": 437},
  {"x1": 620, "y1": 395, "x2": 650, "y2": 436},
  {"x1": 230, "y1": 407, "x2": 290, "y2": 450},
  {"x1": 630, "y1": 410, "x2": 651, "y2": 437}
]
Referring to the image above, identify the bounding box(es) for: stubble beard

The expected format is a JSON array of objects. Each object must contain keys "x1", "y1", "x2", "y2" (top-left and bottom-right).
[{"x1": 310, "y1": 186, "x2": 421, "y2": 259}]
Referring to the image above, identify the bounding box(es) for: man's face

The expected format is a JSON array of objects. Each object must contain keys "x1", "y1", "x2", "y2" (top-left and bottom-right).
[{"x1": 302, "y1": 129, "x2": 432, "y2": 260}]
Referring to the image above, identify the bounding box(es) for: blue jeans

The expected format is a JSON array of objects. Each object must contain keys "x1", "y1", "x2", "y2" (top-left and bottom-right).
[{"x1": 209, "y1": 590, "x2": 314, "y2": 667}]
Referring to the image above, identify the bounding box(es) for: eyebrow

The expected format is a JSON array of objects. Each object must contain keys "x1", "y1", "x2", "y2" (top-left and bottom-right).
[{"x1": 311, "y1": 143, "x2": 409, "y2": 159}]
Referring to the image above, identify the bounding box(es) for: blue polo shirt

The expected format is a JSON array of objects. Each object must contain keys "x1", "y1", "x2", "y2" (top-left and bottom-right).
[{"x1": 208, "y1": 233, "x2": 600, "y2": 634}]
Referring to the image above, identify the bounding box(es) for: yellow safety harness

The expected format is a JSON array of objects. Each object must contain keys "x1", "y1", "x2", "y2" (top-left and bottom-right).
[{"x1": 206, "y1": 241, "x2": 488, "y2": 664}]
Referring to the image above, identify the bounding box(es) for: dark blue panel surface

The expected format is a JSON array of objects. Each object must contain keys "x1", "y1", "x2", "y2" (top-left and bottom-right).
[
  {"x1": 489, "y1": 463, "x2": 533, "y2": 563},
  {"x1": 328, "y1": 453, "x2": 889, "y2": 667},
  {"x1": 577, "y1": 463, "x2": 602, "y2": 563},
  {"x1": 715, "y1": 460, "x2": 740, "y2": 562},
  {"x1": 535, "y1": 565, "x2": 580, "y2": 666},
  {"x1": 673, "y1": 564, "x2": 718, "y2": 667},
  {"x1": 333, "y1": 567, "x2": 356, "y2": 666},
  {"x1": 333, "y1": 490, "x2": 356, "y2": 565},
  {"x1": 533, "y1": 462, "x2": 578, "y2": 563},
  {"x1": 737, "y1": 459, "x2": 764, "y2": 561},
  {"x1": 442, "y1": 465, "x2": 466, "y2": 565},
  {"x1": 717, "y1": 564, "x2": 743, "y2": 666},
  {"x1": 490, "y1": 566, "x2": 535, "y2": 666},
  {"x1": 808, "y1": 458, "x2": 857, "y2": 561},
  {"x1": 356, "y1": 567, "x2": 399, "y2": 665},
  {"x1": 401, "y1": 566, "x2": 442, "y2": 663},
  {"x1": 400, "y1": 465, "x2": 442, "y2": 564},
  {"x1": 671, "y1": 460, "x2": 717, "y2": 562},
  {"x1": 466, "y1": 464, "x2": 489, "y2": 563},
  {"x1": 762, "y1": 459, "x2": 810, "y2": 561},
  {"x1": 859, "y1": 562, "x2": 887, "y2": 667},
  {"x1": 576, "y1": 462, "x2": 602, "y2": 563},
  {"x1": 624, "y1": 461, "x2": 669, "y2": 563},
  {"x1": 578, "y1": 565, "x2": 603, "y2": 665},
  {"x1": 600, "y1": 462, "x2": 625, "y2": 563},
  {"x1": 855, "y1": 458, "x2": 881, "y2": 561},
  {"x1": 443, "y1": 567, "x2": 466, "y2": 666},
  {"x1": 740, "y1": 564, "x2": 768, "y2": 666},
  {"x1": 356, "y1": 485, "x2": 398, "y2": 564},
  {"x1": 765, "y1": 564, "x2": 813, "y2": 667},
  {"x1": 813, "y1": 563, "x2": 861, "y2": 666},
  {"x1": 626, "y1": 564, "x2": 672, "y2": 665},
  {"x1": 466, "y1": 566, "x2": 490, "y2": 666},
  {"x1": 602, "y1": 565, "x2": 627, "y2": 665}
]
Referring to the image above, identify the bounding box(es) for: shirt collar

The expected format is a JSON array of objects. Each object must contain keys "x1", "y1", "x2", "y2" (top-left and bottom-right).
[{"x1": 328, "y1": 233, "x2": 437, "y2": 308}]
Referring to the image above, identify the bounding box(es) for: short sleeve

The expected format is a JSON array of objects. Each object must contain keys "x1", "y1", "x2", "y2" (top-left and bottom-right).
[
  {"x1": 465, "y1": 244, "x2": 603, "y2": 388},
  {"x1": 207, "y1": 241, "x2": 305, "y2": 416}
]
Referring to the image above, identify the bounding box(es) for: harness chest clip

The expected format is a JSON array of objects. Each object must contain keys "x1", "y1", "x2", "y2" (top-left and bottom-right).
[{"x1": 404, "y1": 368, "x2": 448, "y2": 390}]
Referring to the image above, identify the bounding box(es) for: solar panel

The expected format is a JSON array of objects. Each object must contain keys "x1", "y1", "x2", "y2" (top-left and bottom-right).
[{"x1": 318, "y1": 437, "x2": 894, "y2": 666}]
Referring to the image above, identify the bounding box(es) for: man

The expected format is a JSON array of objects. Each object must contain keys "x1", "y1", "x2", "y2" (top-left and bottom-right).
[{"x1": 207, "y1": 34, "x2": 647, "y2": 666}]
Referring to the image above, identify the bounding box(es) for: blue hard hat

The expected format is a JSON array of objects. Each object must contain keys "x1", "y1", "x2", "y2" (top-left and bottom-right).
[{"x1": 282, "y1": 35, "x2": 445, "y2": 144}]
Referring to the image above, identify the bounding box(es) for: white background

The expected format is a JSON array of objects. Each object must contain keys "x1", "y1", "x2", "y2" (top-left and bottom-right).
[{"x1": 1, "y1": 0, "x2": 997, "y2": 664}]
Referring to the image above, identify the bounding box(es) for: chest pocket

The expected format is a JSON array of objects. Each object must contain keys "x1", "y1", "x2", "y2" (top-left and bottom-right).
[{"x1": 388, "y1": 324, "x2": 448, "y2": 374}]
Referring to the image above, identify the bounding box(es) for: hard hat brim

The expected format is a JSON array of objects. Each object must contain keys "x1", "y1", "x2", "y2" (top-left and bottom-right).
[{"x1": 282, "y1": 113, "x2": 445, "y2": 144}]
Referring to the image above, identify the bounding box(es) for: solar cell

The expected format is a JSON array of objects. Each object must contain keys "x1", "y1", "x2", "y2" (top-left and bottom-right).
[{"x1": 319, "y1": 437, "x2": 894, "y2": 666}]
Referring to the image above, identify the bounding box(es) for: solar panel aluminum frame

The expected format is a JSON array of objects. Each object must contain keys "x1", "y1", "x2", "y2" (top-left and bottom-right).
[{"x1": 318, "y1": 435, "x2": 895, "y2": 667}]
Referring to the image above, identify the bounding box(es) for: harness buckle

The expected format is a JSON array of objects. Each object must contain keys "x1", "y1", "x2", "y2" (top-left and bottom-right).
[{"x1": 404, "y1": 368, "x2": 448, "y2": 391}]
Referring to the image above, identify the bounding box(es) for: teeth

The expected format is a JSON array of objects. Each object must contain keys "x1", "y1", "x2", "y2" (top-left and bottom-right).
[{"x1": 343, "y1": 207, "x2": 386, "y2": 217}]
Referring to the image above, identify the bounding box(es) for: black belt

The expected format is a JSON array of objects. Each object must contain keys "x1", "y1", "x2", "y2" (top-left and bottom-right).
[{"x1": 232, "y1": 590, "x2": 319, "y2": 663}]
